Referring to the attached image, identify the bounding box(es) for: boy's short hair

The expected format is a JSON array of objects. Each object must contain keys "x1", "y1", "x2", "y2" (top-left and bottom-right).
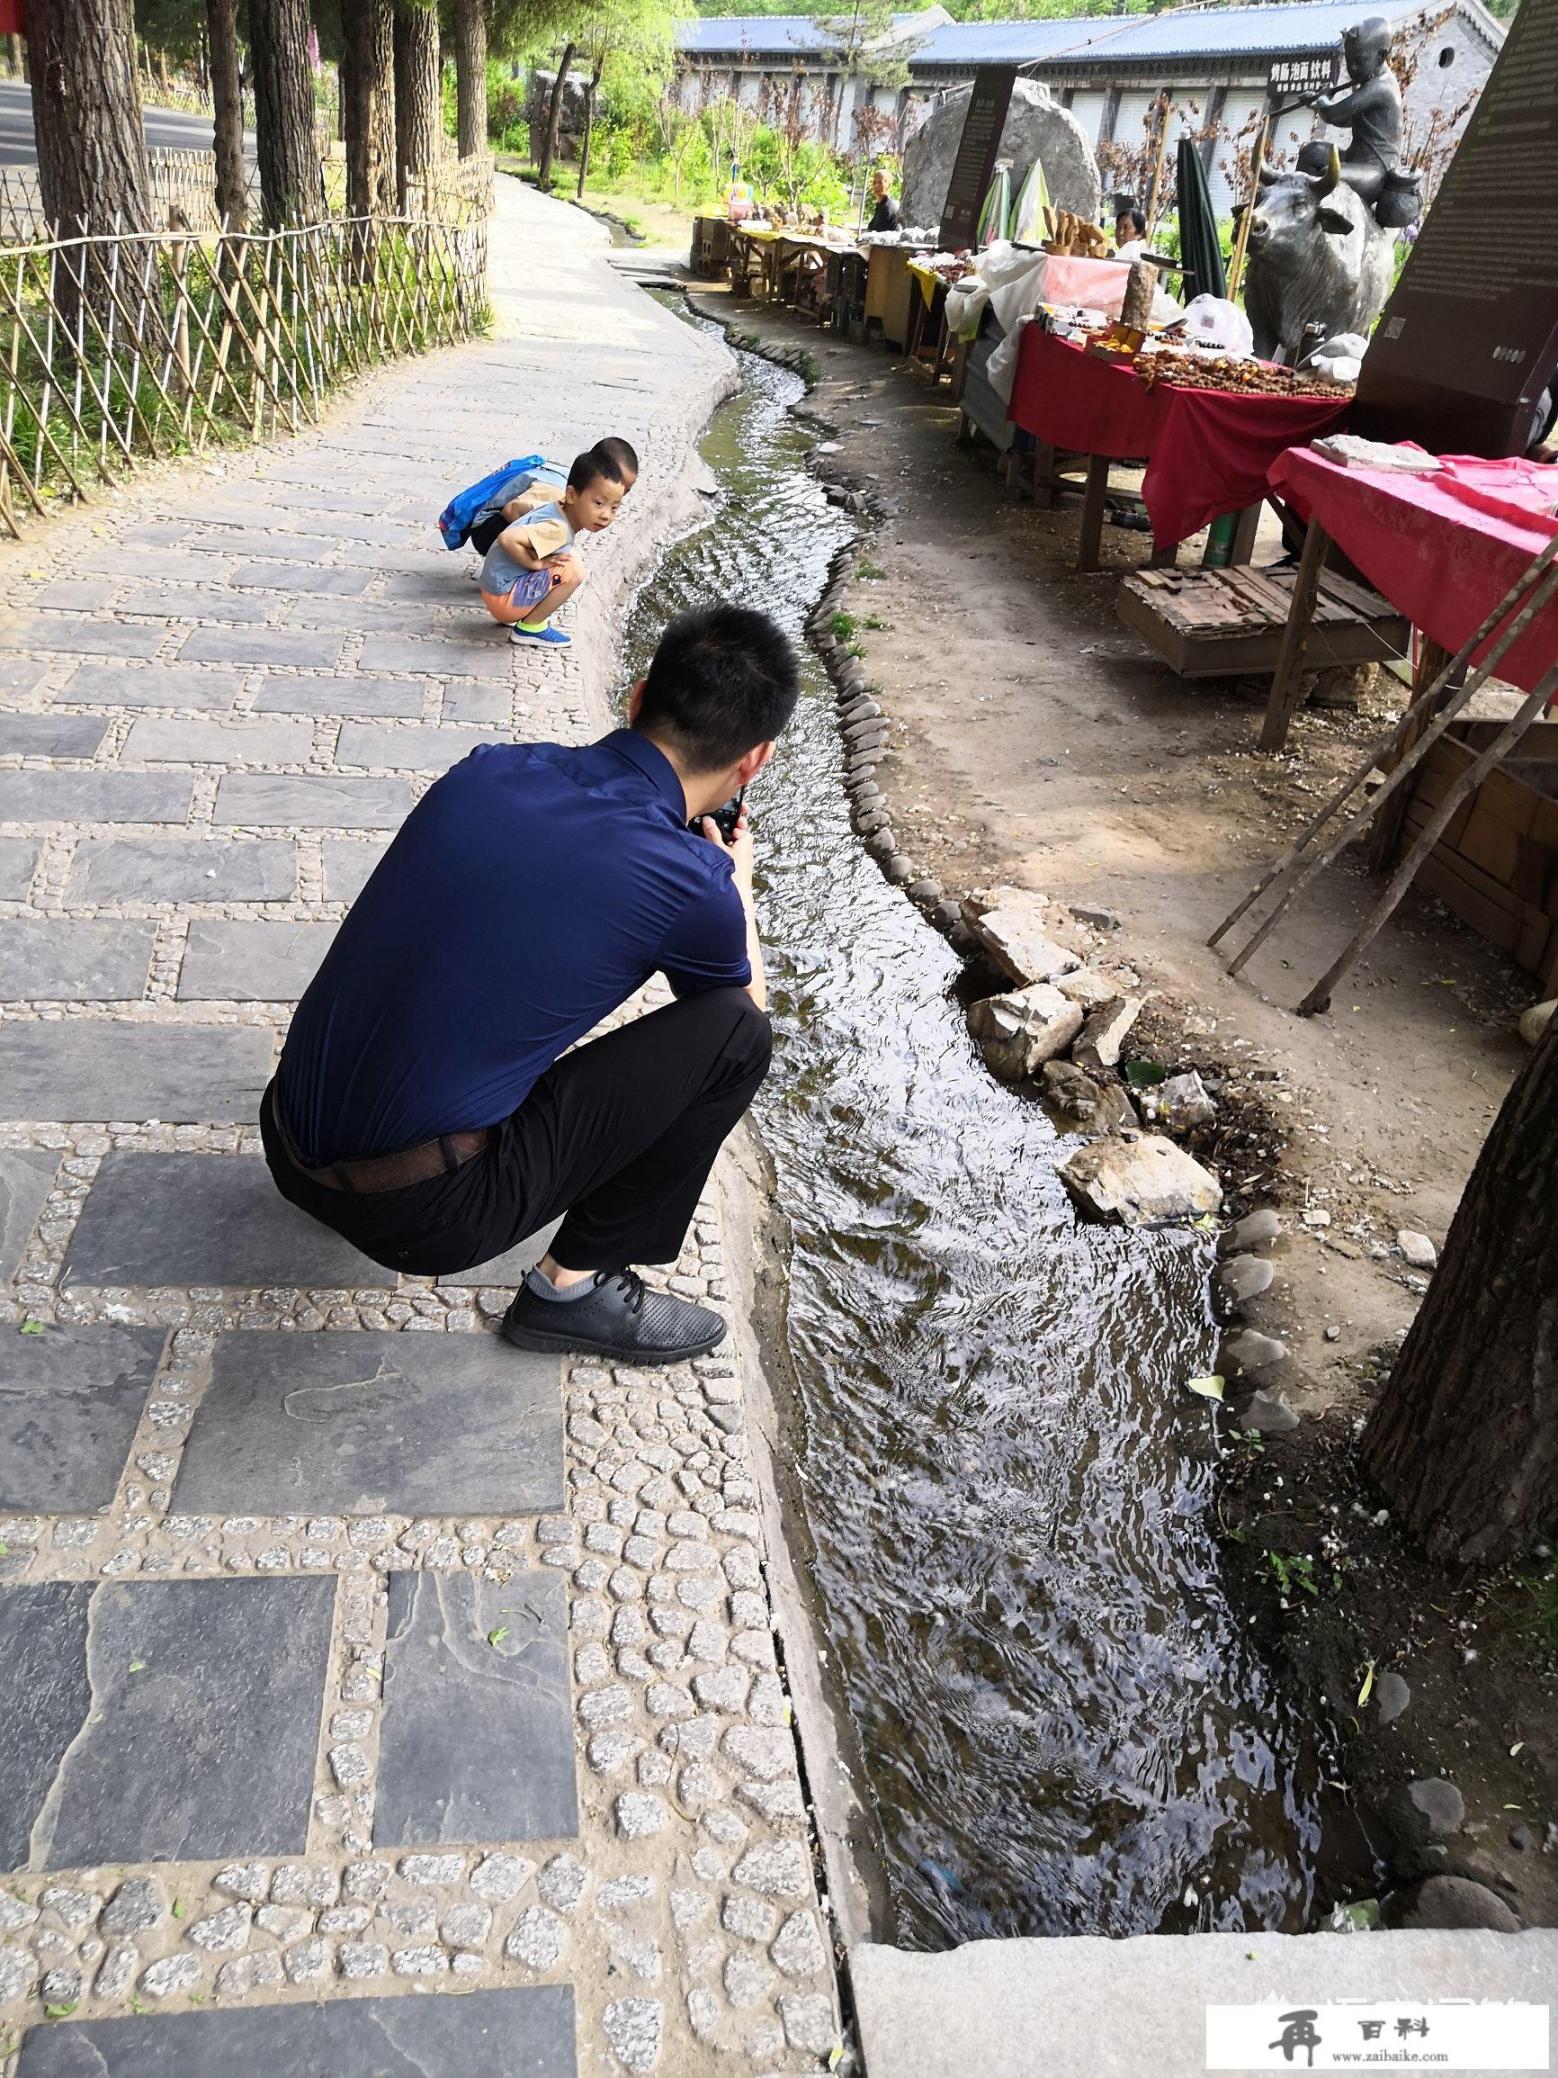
[
  {"x1": 594, "y1": 436, "x2": 639, "y2": 478},
  {"x1": 636, "y1": 606, "x2": 799, "y2": 773},
  {"x1": 568, "y1": 448, "x2": 625, "y2": 493}
]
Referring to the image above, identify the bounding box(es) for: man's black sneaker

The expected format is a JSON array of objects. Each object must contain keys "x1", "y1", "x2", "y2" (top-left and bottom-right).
[{"x1": 501, "y1": 1269, "x2": 727, "y2": 1365}]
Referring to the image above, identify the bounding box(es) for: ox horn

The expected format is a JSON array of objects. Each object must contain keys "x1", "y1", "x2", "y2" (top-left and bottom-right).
[
  {"x1": 1307, "y1": 143, "x2": 1342, "y2": 198},
  {"x1": 1257, "y1": 163, "x2": 1279, "y2": 187}
]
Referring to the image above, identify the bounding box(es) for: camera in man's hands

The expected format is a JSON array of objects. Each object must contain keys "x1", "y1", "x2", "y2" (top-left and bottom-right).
[{"x1": 690, "y1": 791, "x2": 745, "y2": 843}]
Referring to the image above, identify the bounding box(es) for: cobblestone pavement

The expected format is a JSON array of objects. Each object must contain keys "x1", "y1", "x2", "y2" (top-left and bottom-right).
[{"x1": 0, "y1": 178, "x2": 844, "y2": 2075}]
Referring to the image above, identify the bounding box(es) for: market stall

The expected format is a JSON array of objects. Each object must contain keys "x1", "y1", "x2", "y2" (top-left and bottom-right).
[
  {"x1": 863, "y1": 242, "x2": 936, "y2": 351},
  {"x1": 1254, "y1": 446, "x2": 1558, "y2": 988},
  {"x1": 1205, "y1": 446, "x2": 1558, "y2": 1006},
  {"x1": 1007, "y1": 326, "x2": 1350, "y2": 570}
]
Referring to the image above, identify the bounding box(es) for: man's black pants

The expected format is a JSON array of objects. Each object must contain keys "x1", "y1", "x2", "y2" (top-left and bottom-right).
[{"x1": 262, "y1": 988, "x2": 771, "y2": 1280}]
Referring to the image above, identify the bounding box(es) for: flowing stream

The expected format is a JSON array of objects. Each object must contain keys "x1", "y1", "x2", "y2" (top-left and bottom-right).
[{"x1": 616, "y1": 316, "x2": 1358, "y2": 1948}]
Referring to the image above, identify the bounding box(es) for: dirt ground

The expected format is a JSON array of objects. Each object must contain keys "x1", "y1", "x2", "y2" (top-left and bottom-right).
[{"x1": 691, "y1": 283, "x2": 1557, "y2": 1929}]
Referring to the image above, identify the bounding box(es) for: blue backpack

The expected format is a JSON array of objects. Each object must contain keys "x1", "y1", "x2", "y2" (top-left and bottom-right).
[{"x1": 437, "y1": 454, "x2": 546, "y2": 551}]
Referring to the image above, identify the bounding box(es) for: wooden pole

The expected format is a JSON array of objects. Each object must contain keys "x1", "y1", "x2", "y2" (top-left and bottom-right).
[
  {"x1": 1227, "y1": 114, "x2": 1268, "y2": 303},
  {"x1": 1143, "y1": 93, "x2": 1172, "y2": 243}
]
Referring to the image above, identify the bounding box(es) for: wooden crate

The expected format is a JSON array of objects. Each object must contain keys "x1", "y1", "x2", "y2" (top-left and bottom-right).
[
  {"x1": 1397, "y1": 731, "x2": 1558, "y2": 989},
  {"x1": 1118, "y1": 565, "x2": 1409, "y2": 679}
]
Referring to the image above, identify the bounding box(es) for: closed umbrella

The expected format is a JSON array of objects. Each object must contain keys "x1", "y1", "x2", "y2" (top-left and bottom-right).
[
  {"x1": 1010, "y1": 155, "x2": 1051, "y2": 246},
  {"x1": 976, "y1": 165, "x2": 1012, "y2": 249},
  {"x1": 1175, "y1": 135, "x2": 1225, "y2": 304}
]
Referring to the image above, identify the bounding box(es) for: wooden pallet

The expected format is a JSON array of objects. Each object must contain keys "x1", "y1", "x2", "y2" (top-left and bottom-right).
[{"x1": 1118, "y1": 564, "x2": 1409, "y2": 679}]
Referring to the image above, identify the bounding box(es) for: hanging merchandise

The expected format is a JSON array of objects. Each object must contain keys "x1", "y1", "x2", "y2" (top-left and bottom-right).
[
  {"x1": 976, "y1": 165, "x2": 1012, "y2": 249},
  {"x1": 1009, "y1": 156, "x2": 1051, "y2": 247}
]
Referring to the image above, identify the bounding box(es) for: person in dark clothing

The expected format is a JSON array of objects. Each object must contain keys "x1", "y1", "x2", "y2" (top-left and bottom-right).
[
  {"x1": 263, "y1": 605, "x2": 799, "y2": 1366},
  {"x1": 867, "y1": 168, "x2": 899, "y2": 233}
]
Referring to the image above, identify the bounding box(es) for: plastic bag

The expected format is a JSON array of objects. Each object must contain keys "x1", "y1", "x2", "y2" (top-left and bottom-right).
[{"x1": 1179, "y1": 295, "x2": 1253, "y2": 357}]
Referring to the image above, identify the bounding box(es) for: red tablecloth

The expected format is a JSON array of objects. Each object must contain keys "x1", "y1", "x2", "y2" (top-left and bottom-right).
[
  {"x1": 1269, "y1": 447, "x2": 1558, "y2": 695},
  {"x1": 1007, "y1": 327, "x2": 1349, "y2": 549}
]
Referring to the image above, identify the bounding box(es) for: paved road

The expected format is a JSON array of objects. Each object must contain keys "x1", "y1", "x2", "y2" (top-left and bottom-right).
[
  {"x1": 0, "y1": 174, "x2": 839, "y2": 2074},
  {"x1": 0, "y1": 79, "x2": 254, "y2": 167}
]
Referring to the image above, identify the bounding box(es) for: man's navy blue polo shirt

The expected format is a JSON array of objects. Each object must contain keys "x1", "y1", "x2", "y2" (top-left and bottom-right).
[{"x1": 277, "y1": 730, "x2": 751, "y2": 1164}]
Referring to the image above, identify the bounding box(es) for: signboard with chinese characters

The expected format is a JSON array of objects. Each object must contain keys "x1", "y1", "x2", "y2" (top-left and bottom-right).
[
  {"x1": 1266, "y1": 52, "x2": 1341, "y2": 106},
  {"x1": 1352, "y1": 0, "x2": 1558, "y2": 454},
  {"x1": 939, "y1": 67, "x2": 1017, "y2": 252}
]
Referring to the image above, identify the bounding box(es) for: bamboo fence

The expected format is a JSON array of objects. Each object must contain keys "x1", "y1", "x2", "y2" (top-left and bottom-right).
[
  {"x1": 0, "y1": 148, "x2": 494, "y2": 246},
  {"x1": 0, "y1": 212, "x2": 489, "y2": 540}
]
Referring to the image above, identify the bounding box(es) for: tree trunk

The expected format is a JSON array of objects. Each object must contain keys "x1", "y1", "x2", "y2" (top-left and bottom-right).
[
  {"x1": 535, "y1": 40, "x2": 574, "y2": 191},
  {"x1": 576, "y1": 65, "x2": 601, "y2": 201},
  {"x1": 341, "y1": 0, "x2": 397, "y2": 219},
  {"x1": 249, "y1": 0, "x2": 319, "y2": 226},
  {"x1": 451, "y1": 0, "x2": 486, "y2": 159},
  {"x1": 205, "y1": 0, "x2": 248, "y2": 231},
  {"x1": 1362, "y1": 1017, "x2": 1558, "y2": 1567},
  {"x1": 393, "y1": 1, "x2": 441, "y2": 213},
  {"x1": 27, "y1": 0, "x2": 151, "y2": 236}
]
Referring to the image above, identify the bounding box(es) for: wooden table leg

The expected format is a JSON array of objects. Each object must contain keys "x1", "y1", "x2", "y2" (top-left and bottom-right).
[
  {"x1": 1229, "y1": 500, "x2": 1262, "y2": 565},
  {"x1": 1030, "y1": 441, "x2": 1056, "y2": 508},
  {"x1": 1260, "y1": 520, "x2": 1330, "y2": 753},
  {"x1": 1149, "y1": 539, "x2": 1179, "y2": 569},
  {"x1": 1078, "y1": 453, "x2": 1109, "y2": 572}
]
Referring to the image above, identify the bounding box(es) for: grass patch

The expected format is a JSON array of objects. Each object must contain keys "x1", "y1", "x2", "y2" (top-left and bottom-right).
[
  {"x1": 855, "y1": 559, "x2": 886, "y2": 580},
  {"x1": 829, "y1": 610, "x2": 856, "y2": 642}
]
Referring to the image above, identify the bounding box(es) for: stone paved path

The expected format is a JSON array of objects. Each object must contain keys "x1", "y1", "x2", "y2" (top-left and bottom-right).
[{"x1": 0, "y1": 178, "x2": 843, "y2": 2075}]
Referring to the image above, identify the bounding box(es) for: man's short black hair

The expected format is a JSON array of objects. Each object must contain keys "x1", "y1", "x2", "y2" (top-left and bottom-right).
[
  {"x1": 636, "y1": 606, "x2": 799, "y2": 773},
  {"x1": 594, "y1": 436, "x2": 639, "y2": 477},
  {"x1": 1118, "y1": 206, "x2": 1146, "y2": 238},
  {"x1": 569, "y1": 447, "x2": 624, "y2": 493}
]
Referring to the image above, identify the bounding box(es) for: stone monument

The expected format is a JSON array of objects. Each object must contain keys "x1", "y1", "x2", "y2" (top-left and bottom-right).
[{"x1": 901, "y1": 77, "x2": 1100, "y2": 237}]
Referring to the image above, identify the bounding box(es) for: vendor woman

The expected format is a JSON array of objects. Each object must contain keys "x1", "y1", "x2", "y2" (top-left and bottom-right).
[{"x1": 867, "y1": 167, "x2": 899, "y2": 233}]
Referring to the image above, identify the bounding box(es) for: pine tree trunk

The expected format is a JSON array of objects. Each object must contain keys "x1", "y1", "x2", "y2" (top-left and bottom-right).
[
  {"x1": 27, "y1": 0, "x2": 151, "y2": 236},
  {"x1": 393, "y1": 1, "x2": 441, "y2": 213},
  {"x1": 536, "y1": 42, "x2": 574, "y2": 191},
  {"x1": 1361, "y1": 1019, "x2": 1558, "y2": 1567},
  {"x1": 576, "y1": 67, "x2": 600, "y2": 200},
  {"x1": 341, "y1": 0, "x2": 397, "y2": 219},
  {"x1": 451, "y1": 0, "x2": 487, "y2": 159},
  {"x1": 249, "y1": 0, "x2": 319, "y2": 226},
  {"x1": 205, "y1": 0, "x2": 248, "y2": 231}
]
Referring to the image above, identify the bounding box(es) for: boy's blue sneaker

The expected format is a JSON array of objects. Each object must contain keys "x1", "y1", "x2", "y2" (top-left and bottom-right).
[{"x1": 510, "y1": 622, "x2": 570, "y2": 648}]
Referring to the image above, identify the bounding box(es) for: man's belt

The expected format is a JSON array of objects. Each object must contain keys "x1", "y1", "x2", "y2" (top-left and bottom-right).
[{"x1": 267, "y1": 1084, "x2": 490, "y2": 1196}]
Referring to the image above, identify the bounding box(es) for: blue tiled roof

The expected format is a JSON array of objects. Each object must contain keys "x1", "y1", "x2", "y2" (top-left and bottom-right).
[
  {"x1": 679, "y1": 1, "x2": 1502, "y2": 68},
  {"x1": 1036, "y1": 0, "x2": 1479, "y2": 66},
  {"x1": 680, "y1": 12, "x2": 932, "y2": 55},
  {"x1": 909, "y1": 18, "x2": 1094, "y2": 69}
]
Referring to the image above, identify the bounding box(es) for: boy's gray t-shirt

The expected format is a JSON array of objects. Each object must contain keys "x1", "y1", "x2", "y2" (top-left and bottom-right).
[{"x1": 480, "y1": 501, "x2": 575, "y2": 596}]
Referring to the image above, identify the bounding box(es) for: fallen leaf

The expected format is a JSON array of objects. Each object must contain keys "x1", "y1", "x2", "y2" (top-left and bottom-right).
[
  {"x1": 1357, "y1": 1660, "x2": 1375, "y2": 1708},
  {"x1": 487, "y1": 1626, "x2": 510, "y2": 1647},
  {"x1": 1187, "y1": 1375, "x2": 1225, "y2": 1401},
  {"x1": 44, "y1": 2004, "x2": 77, "y2": 2021},
  {"x1": 127, "y1": 1659, "x2": 146, "y2": 1674},
  {"x1": 1125, "y1": 1059, "x2": 1167, "y2": 1088},
  {"x1": 19, "y1": 1321, "x2": 45, "y2": 1336},
  {"x1": 170, "y1": 1899, "x2": 185, "y2": 1919}
]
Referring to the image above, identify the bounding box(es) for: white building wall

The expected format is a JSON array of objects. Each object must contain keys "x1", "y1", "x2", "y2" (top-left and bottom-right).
[{"x1": 1066, "y1": 88, "x2": 1108, "y2": 148}]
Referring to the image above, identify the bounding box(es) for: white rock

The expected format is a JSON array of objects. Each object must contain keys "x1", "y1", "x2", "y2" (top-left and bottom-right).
[
  {"x1": 967, "y1": 984, "x2": 1083, "y2": 1081},
  {"x1": 1055, "y1": 966, "x2": 1124, "y2": 1007},
  {"x1": 961, "y1": 887, "x2": 1080, "y2": 985},
  {"x1": 1518, "y1": 997, "x2": 1555, "y2": 1047},
  {"x1": 1397, "y1": 1229, "x2": 1438, "y2": 1269},
  {"x1": 1072, "y1": 995, "x2": 1143, "y2": 1072},
  {"x1": 1060, "y1": 1134, "x2": 1222, "y2": 1225}
]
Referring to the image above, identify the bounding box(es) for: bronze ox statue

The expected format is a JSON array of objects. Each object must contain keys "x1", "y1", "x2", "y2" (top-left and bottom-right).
[{"x1": 1243, "y1": 146, "x2": 1397, "y2": 366}]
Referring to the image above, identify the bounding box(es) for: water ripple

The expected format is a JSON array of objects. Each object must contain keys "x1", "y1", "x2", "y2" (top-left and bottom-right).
[{"x1": 616, "y1": 323, "x2": 1331, "y2": 1947}]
